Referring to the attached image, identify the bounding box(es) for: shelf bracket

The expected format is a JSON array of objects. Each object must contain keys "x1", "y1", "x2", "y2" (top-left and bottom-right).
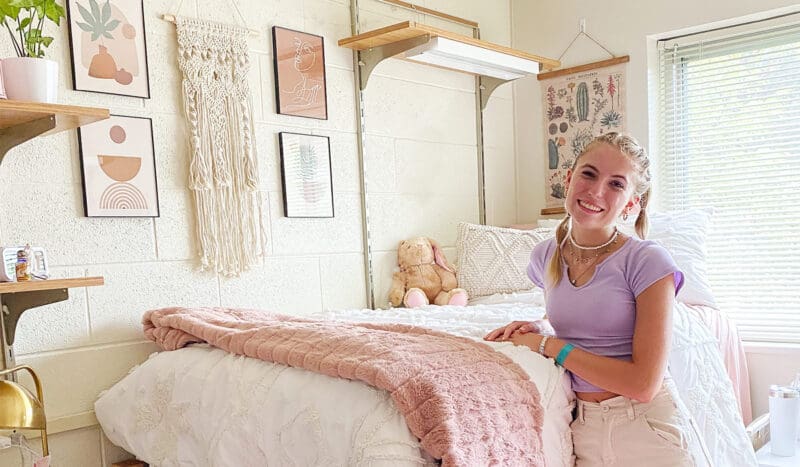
[
  {"x1": 357, "y1": 34, "x2": 432, "y2": 90},
  {"x1": 0, "y1": 115, "x2": 57, "y2": 166},
  {"x1": 479, "y1": 76, "x2": 511, "y2": 111},
  {"x1": 0, "y1": 289, "x2": 68, "y2": 371}
]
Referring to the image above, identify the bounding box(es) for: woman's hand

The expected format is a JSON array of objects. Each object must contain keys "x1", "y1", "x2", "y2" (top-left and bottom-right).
[
  {"x1": 484, "y1": 320, "x2": 553, "y2": 341},
  {"x1": 509, "y1": 331, "x2": 541, "y2": 351}
]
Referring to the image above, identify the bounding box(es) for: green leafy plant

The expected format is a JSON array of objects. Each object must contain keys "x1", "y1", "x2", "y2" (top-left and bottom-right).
[
  {"x1": 74, "y1": 0, "x2": 119, "y2": 41},
  {"x1": 0, "y1": 0, "x2": 66, "y2": 58}
]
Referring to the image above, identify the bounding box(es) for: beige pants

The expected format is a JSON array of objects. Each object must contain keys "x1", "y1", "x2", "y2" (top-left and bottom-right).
[{"x1": 571, "y1": 380, "x2": 707, "y2": 467}]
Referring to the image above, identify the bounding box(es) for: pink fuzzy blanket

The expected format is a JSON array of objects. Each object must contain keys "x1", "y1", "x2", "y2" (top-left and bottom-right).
[{"x1": 143, "y1": 307, "x2": 545, "y2": 466}]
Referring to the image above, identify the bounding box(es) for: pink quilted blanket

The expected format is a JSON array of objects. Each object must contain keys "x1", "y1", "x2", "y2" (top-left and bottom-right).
[{"x1": 143, "y1": 307, "x2": 545, "y2": 466}]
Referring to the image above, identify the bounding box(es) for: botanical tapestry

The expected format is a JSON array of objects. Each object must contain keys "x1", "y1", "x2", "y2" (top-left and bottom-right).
[{"x1": 540, "y1": 62, "x2": 626, "y2": 208}]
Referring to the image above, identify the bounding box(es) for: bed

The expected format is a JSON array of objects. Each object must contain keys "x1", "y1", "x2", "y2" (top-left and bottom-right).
[
  {"x1": 97, "y1": 301, "x2": 571, "y2": 466},
  {"x1": 95, "y1": 213, "x2": 759, "y2": 466}
]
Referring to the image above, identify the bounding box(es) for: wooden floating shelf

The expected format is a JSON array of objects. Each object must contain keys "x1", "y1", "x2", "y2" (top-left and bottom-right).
[
  {"x1": 0, "y1": 100, "x2": 109, "y2": 136},
  {"x1": 339, "y1": 21, "x2": 560, "y2": 71},
  {"x1": 0, "y1": 277, "x2": 105, "y2": 294},
  {"x1": 0, "y1": 276, "x2": 105, "y2": 353}
]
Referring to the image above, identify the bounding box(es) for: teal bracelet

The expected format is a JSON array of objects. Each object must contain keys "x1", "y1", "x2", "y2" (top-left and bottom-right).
[{"x1": 555, "y1": 343, "x2": 575, "y2": 366}]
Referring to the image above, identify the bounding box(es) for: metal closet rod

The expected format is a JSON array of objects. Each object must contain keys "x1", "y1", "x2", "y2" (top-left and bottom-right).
[{"x1": 376, "y1": 0, "x2": 479, "y2": 29}]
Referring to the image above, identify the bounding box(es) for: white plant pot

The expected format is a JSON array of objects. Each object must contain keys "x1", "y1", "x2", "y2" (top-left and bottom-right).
[{"x1": 1, "y1": 57, "x2": 58, "y2": 103}]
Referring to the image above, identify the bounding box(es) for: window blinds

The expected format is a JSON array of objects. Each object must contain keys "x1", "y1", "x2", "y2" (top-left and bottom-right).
[{"x1": 657, "y1": 22, "x2": 800, "y2": 343}]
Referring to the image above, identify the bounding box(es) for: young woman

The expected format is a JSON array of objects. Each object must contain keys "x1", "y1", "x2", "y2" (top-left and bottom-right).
[{"x1": 485, "y1": 133, "x2": 706, "y2": 466}]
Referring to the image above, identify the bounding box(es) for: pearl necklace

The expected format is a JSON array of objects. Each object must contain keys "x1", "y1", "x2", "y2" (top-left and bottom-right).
[
  {"x1": 568, "y1": 227, "x2": 619, "y2": 251},
  {"x1": 566, "y1": 228, "x2": 620, "y2": 285}
]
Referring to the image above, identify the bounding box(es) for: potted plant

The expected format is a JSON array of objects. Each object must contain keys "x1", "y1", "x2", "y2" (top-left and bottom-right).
[{"x1": 0, "y1": 0, "x2": 66, "y2": 102}]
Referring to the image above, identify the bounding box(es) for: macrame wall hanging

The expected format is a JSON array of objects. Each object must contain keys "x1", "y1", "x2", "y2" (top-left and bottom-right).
[{"x1": 174, "y1": 16, "x2": 266, "y2": 276}]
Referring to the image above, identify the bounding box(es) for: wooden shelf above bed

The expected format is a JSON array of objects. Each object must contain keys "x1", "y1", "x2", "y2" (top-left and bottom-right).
[
  {"x1": 338, "y1": 21, "x2": 560, "y2": 70},
  {"x1": 339, "y1": 21, "x2": 559, "y2": 108}
]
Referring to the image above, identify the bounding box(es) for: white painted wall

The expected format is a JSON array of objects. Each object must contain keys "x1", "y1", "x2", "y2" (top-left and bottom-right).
[
  {"x1": 511, "y1": 0, "x2": 800, "y2": 419},
  {"x1": 0, "y1": 0, "x2": 517, "y2": 464}
]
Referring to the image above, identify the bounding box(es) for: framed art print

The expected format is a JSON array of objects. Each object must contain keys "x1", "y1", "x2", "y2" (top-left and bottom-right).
[
  {"x1": 78, "y1": 115, "x2": 159, "y2": 217},
  {"x1": 279, "y1": 132, "x2": 334, "y2": 218},
  {"x1": 66, "y1": 0, "x2": 151, "y2": 98},
  {"x1": 272, "y1": 26, "x2": 328, "y2": 119}
]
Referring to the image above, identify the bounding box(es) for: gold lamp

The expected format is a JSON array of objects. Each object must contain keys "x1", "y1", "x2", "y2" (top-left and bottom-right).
[{"x1": 0, "y1": 365, "x2": 48, "y2": 456}]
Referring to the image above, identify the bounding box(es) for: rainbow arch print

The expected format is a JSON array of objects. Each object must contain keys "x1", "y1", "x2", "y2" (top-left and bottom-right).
[
  {"x1": 99, "y1": 182, "x2": 148, "y2": 210},
  {"x1": 77, "y1": 114, "x2": 158, "y2": 217}
]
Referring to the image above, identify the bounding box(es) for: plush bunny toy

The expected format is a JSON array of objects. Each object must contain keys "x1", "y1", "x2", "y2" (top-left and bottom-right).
[{"x1": 388, "y1": 237, "x2": 468, "y2": 308}]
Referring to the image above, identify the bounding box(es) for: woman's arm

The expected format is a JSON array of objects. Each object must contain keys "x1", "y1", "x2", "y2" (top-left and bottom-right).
[{"x1": 510, "y1": 275, "x2": 675, "y2": 402}]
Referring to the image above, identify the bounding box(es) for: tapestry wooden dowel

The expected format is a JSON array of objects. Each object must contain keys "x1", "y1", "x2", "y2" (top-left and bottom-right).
[
  {"x1": 537, "y1": 55, "x2": 629, "y2": 81},
  {"x1": 540, "y1": 207, "x2": 566, "y2": 216},
  {"x1": 161, "y1": 14, "x2": 260, "y2": 36}
]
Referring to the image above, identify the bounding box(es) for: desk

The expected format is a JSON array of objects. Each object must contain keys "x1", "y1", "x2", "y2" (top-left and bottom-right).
[{"x1": 756, "y1": 440, "x2": 800, "y2": 467}]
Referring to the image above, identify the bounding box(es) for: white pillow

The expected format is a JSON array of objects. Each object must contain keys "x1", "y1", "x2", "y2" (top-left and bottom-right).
[
  {"x1": 467, "y1": 288, "x2": 546, "y2": 306},
  {"x1": 627, "y1": 208, "x2": 716, "y2": 307},
  {"x1": 537, "y1": 219, "x2": 563, "y2": 229},
  {"x1": 456, "y1": 222, "x2": 554, "y2": 298}
]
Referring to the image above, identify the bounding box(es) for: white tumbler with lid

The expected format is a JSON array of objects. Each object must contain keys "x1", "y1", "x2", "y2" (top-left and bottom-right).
[{"x1": 769, "y1": 385, "x2": 800, "y2": 456}]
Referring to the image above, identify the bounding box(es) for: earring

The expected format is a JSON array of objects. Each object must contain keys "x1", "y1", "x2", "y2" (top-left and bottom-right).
[{"x1": 621, "y1": 210, "x2": 629, "y2": 221}]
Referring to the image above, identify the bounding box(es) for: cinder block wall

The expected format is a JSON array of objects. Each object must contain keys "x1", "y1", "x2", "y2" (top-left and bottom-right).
[{"x1": 0, "y1": 0, "x2": 517, "y2": 464}]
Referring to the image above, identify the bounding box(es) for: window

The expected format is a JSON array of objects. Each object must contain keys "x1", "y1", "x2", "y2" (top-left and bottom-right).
[{"x1": 657, "y1": 21, "x2": 800, "y2": 343}]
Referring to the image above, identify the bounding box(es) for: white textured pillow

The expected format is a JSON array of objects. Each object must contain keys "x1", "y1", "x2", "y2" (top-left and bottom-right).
[
  {"x1": 467, "y1": 289, "x2": 546, "y2": 306},
  {"x1": 456, "y1": 222, "x2": 554, "y2": 298},
  {"x1": 537, "y1": 219, "x2": 563, "y2": 229},
  {"x1": 624, "y1": 208, "x2": 716, "y2": 307}
]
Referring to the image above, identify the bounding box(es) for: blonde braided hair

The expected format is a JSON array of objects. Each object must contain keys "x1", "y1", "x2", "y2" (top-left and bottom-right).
[{"x1": 545, "y1": 132, "x2": 652, "y2": 287}]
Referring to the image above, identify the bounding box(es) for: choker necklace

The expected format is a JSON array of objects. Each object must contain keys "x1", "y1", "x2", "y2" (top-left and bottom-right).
[
  {"x1": 569, "y1": 228, "x2": 619, "y2": 251},
  {"x1": 568, "y1": 235, "x2": 618, "y2": 265}
]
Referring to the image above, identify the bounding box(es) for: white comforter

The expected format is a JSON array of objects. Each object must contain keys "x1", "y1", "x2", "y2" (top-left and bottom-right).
[
  {"x1": 97, "y1": 303, "x2": 574, "y2": 467},
  {"x1": 96, "y1": 299, "x2": 756, "y2": 467},
  {"x1": 669, "y1": 303, "x2": 758, "y2": 466}
]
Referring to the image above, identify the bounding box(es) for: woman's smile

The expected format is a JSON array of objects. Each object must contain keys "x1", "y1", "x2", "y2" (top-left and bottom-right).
[{"x1": 577, "y1": 199, "x2": 603, "y2": 213}]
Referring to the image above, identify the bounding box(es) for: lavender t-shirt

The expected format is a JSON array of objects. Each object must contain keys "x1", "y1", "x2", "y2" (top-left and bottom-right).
[{"x1": 527, "y1": 236, "x2": 684, "y2": 392}]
